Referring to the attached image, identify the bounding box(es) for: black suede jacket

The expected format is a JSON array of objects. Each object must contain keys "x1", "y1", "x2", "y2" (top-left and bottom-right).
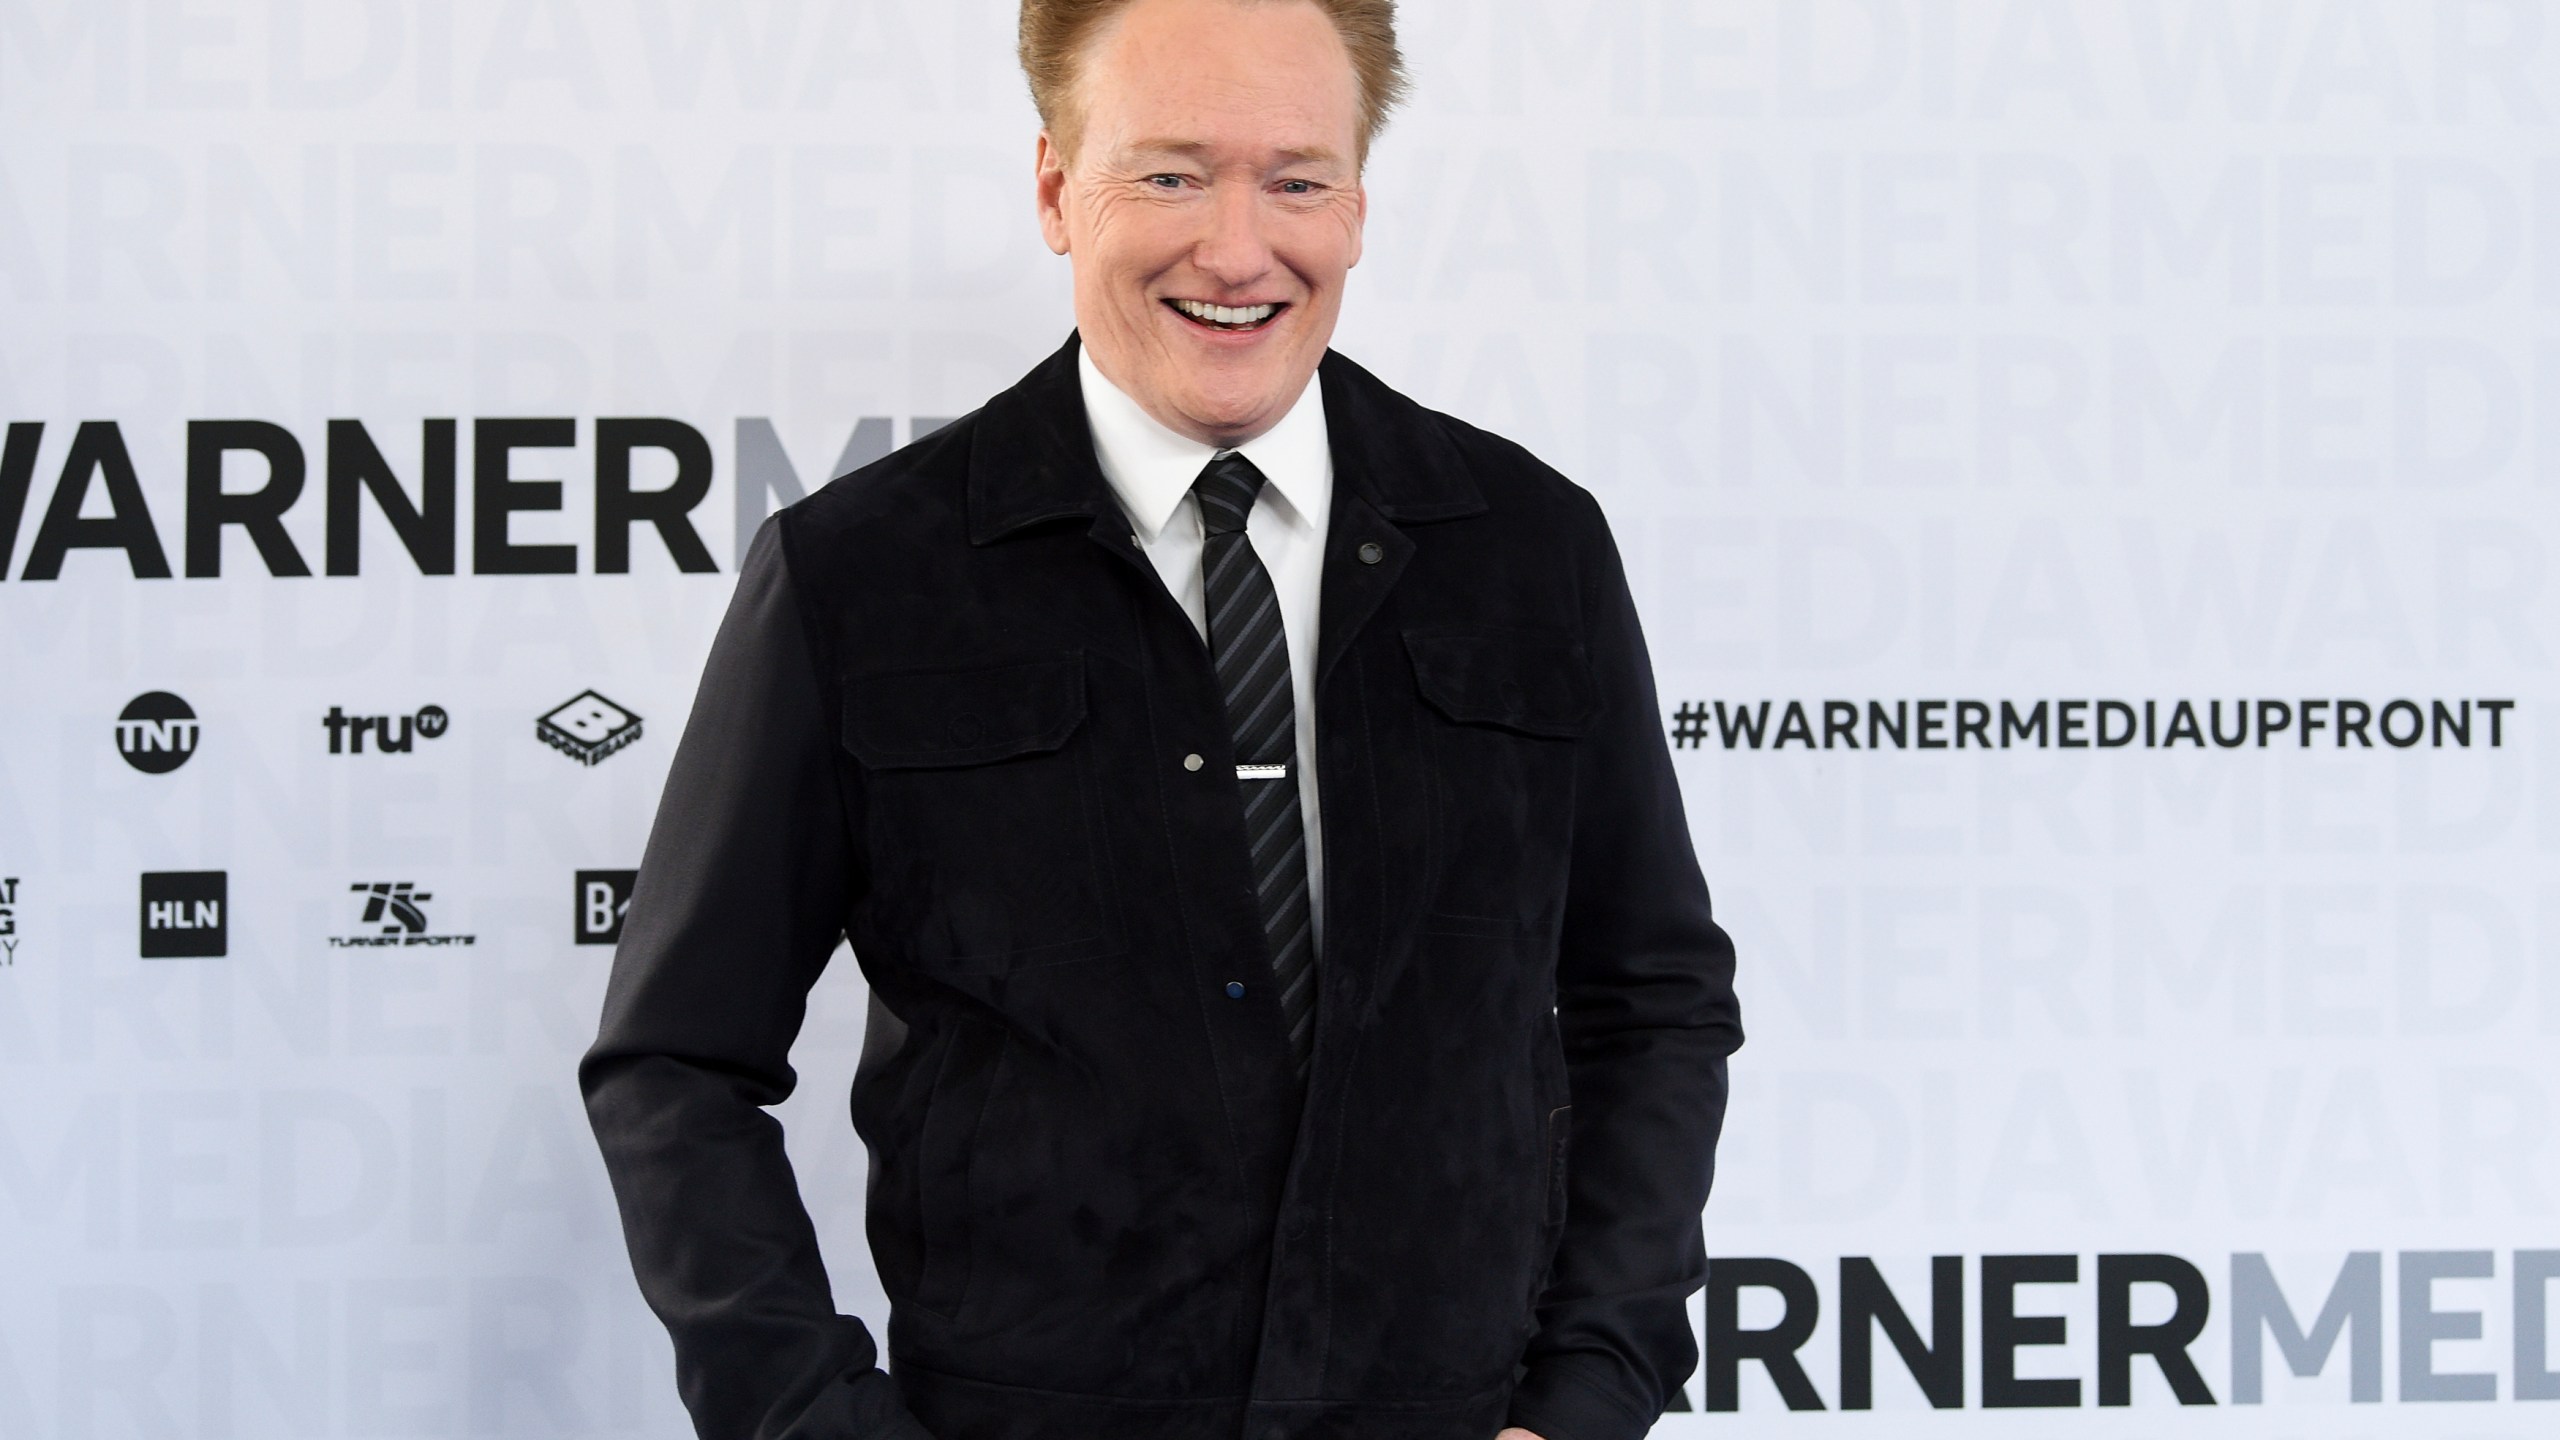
[{"x1": 579, "y1": 333, "x2": 1743, "y2": 1440}]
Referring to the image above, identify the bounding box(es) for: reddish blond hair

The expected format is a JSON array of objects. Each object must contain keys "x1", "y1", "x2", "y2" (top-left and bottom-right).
[{"x1": 1020, "y1": 0, "x2": 1410, "y2": 164}]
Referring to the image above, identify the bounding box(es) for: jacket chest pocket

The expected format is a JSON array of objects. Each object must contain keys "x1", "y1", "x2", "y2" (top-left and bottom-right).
[
  {"x1": 1402, "y1": 625, "x2": 1598, "y2": 936},
  {"x1": 841, "y1": 650, "x2": 1125, "y2": 973}
]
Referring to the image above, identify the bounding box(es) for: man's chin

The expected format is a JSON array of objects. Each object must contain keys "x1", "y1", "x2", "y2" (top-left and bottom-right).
[{"x1": 1165, "y1": 378, "x2": 1306, "y2": 442}]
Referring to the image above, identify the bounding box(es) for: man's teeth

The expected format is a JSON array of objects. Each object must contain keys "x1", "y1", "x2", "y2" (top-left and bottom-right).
[{"x1": 1174, "y1": 300, "x2": 1277, "y2": 327}]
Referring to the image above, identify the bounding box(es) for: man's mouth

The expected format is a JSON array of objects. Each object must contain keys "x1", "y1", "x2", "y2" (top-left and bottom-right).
[{"x1": 1166, "y1": 298, "x2": 1285, "y2": 333}]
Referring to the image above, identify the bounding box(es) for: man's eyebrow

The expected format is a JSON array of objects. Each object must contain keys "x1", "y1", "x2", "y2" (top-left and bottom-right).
[{"x1": 1123, "y1": 138, "x2": 1346, "y2": 166}]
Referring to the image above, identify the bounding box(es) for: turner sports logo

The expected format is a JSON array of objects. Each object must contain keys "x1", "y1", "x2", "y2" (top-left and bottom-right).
[
  {"x1": 1696, "y1": 1250, "x2": 2559, "y2": 1412},
  {"x1": 330, "y1": 882, "x2": 475, "y2": 948},
  {"x1": 0, "y1": 416, "x2": 952, "y2": 579}
]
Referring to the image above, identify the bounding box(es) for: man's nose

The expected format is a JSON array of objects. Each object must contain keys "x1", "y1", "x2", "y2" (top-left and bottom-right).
[{"x1": 1192, "y1": 182, "x2": 1275, "y2": 289}]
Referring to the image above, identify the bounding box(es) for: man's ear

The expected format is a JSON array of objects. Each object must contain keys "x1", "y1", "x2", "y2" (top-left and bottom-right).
[
  {"x1": 1345, "y1": 178, "x2": 1367, "y2": 269},
  {"x1": 1035, "y1": 130, "x2": 1072, "y2": 256}
]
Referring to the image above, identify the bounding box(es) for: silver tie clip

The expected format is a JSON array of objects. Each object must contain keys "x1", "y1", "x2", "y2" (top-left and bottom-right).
[{"x1": 1236, "y1": 762, "x2": 1287, "y2": 781}]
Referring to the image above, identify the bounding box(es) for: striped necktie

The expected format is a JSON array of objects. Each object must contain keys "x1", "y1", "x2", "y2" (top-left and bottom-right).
[{"x1": 1191, "y1": 449, "x2": 1316, "y2": 1081}]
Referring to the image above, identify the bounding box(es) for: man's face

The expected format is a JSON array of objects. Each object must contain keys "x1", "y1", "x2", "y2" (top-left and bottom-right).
[{"x1": 1036, "y1": 0, "x2": 1367, "y2": 448}]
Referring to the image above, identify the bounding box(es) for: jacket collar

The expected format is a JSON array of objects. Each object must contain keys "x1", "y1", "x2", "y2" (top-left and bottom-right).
[{"x1": 967, "y1": 331, "x2": 1486, "y2": 545}]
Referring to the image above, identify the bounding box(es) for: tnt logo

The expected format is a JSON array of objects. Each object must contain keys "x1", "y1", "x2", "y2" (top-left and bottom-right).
[
  {"x1": 539, "y1": 691, "x2": 643, "y2": 766},
  {"x1": 576, "y1": 870, "x2": 637, "y2": 945},
  {"x1": 116, "y1": 692, "x2": 199, "y2": 774},
  {"x1": 140, "y1": 871, "x2": 226, "y2": 958},
  {"x1": 324, "y1": 705, "x2": 450, "y2": 754}
]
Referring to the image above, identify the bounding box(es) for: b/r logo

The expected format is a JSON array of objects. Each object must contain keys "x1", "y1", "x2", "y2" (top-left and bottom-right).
[
  {"x1": 324, "y1": 705, "x2": 450, "y2": 754},
  {"x1": 140, "y1": 871, "x2": 226, "y2": 958},
  {"x1": 576, "y1": 870, "x2": 636, "y2": 945},
  {"x1": 116, "y1": 692, "x2": 198, "y2": 773},
  {"x1": 539, "y1": 691, "x2": 643, "y2": 766}
]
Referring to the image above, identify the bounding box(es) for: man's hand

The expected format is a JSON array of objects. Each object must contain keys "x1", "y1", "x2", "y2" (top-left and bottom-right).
[{"x1": 1496, "y1": 1429, "x2": 1547, "y2": 1440}]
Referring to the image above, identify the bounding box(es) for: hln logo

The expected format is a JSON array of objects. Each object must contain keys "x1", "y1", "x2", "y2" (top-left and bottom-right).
[
  {"x1": 576, "y1": 871, "x2": 637, "y2": 946},
  {"x1": 324, "y1": 704, "x2": 450, "y2": 754},
  {"x1": 115, "y1": 692, "x2": 199, "y2": 774},
  {"x1": 139, "y1": 871, "x2": 226, "y2": 958}
]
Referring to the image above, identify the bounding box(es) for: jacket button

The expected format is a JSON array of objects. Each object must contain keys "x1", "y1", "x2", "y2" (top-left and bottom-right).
[
  {"x1": 1357, "y1": 540, "x2": 1382, "y2": 564},
  {"x1": 1183, "y1": 752, "x2": 1203, "y2": 771},
  {"x1": 1225, "y1": 981, "x2": 1245, "y2": 999}
]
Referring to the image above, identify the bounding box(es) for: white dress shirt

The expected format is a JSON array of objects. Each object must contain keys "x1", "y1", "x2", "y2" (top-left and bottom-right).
[{"x1": 1078, "y1": 345, "x2": 1331, "y2": 961}]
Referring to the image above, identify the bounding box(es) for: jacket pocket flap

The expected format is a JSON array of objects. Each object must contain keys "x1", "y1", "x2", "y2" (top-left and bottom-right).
[
  {"x1": 843, "y1": 651, "x2": 1088, "y2": 768},
  {"x1": 1403, "y1": 627, "x2": 1599, "y2": 738}
]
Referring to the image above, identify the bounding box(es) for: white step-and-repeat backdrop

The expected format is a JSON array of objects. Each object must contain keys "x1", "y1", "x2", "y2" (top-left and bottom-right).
[{"x1": 3, "y1": 1, "x2": 2552, "y2": 1435}]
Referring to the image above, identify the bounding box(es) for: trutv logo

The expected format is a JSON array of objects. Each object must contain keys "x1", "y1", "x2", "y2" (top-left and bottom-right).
[
  {"x1": 0, "y1": 415, "x2": 951, "y2": 579},
  {"x1": 1702, "y1": 1251, "x2": 2559, "y2": 1412}
]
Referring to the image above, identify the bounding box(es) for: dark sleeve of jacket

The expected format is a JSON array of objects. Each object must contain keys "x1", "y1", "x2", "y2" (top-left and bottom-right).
[
  {"x1": 1504, "y1": 485, "x2": 1745, "y2": 1440},
  {"x1": 578, "y1": 514, "x2": 934, "y2": 1440}
]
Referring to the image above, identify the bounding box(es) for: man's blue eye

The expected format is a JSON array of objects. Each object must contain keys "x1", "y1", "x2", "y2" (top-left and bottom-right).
[
  {"x1": 1281, "y1": 181, "x2": 1313, "y2": 194},
  {"x1": 1151, "y1": 174, "x2": 1183, "y2": 188}
]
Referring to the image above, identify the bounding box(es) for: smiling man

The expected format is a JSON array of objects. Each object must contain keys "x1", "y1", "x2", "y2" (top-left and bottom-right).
[{"x1": 579, "y1": 3, "x2": 1743, "y2": 1440}]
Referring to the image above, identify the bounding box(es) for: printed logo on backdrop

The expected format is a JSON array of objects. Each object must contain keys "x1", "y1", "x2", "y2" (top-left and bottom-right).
[
  {"x1": 323, "y1": 704, "x2": 450, "y2": 754},
  {"x1": 1672, "y1": 698, "x2": 2520, "y2": 753},
  {"x1": 0, "y1": 415, "x2": 949, "y2": 579},
  {"x1": 576, "y1": 871, "x2": 637, "y2": 946},
  {"x1": 330, "y1": 882, "x2": 476, "y2": 949},
  {"x1": 139, "y1": 871, "x2": 225, "y2": 958},
  {"x1": 115, "y1": 692, "x2": 199, "y2": 773},
  {"x1": 1702, "y1": 1250, "x2": 2560, "y2": 1412},
  {"x1": 540, "y1": 691, "x2": 643, "y2": 766},
  {"x1": 0, "y1": 876, "x2": 17, "y2": 966}
]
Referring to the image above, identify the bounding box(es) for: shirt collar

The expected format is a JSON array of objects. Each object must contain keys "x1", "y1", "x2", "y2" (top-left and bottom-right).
[{"x1": 1077, "y1": 343, "x2": 1331, "y2": 544}]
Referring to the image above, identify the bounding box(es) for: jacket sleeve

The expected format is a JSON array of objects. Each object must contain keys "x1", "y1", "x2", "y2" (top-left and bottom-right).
[
  {"x1": 1505, "y1": 485, "x2": 1745, "y2": 1440},
  {"x1": 579, "y1": 513, "x2": 933, "y2": 1440}
]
